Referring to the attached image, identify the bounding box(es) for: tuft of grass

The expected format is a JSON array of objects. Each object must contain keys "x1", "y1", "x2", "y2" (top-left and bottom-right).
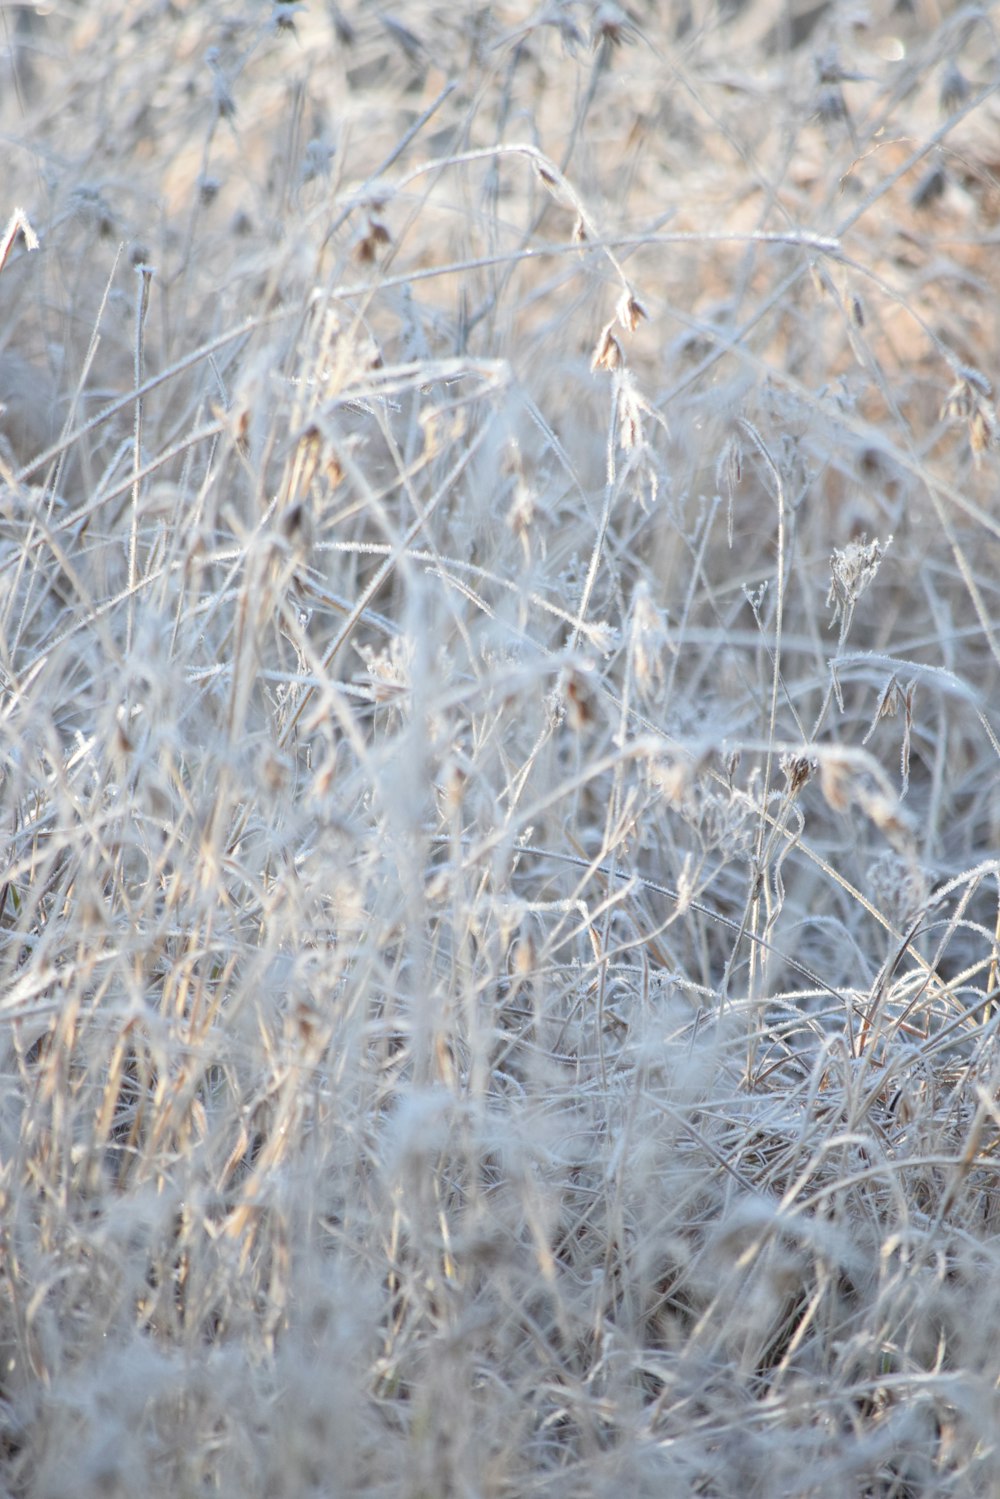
[{"x1": 2, "y1": 2, "x2": 1000, "y2": 1494}]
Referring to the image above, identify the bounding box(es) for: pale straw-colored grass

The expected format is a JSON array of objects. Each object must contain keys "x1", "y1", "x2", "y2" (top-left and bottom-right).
[{"x1": 2, "y1": 3, "x2": 1000, "y2": 1494}]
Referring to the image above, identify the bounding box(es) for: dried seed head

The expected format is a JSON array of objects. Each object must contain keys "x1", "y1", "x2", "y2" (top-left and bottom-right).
[
  {"x1": 441, "y1": 761, "x2": 466, "y2": 818},
  {"x1": 970, "y1": 405, "x2": 996, "y2": 455},
  {"x1": 215, "y1": 392, "x2": 253, "y2": 457},
  {"x1": 810, "y1": 263, "x2": 830, "y2": 300},
  {"x1": 818, "y1": 752, "x2": 852, "y2": 813},
  {"x1": 0, "y1": 207, "x2": 39, "y2": 273},
  {"x1": 780, "y1": 752, "x2": 816, "y2": 798},
  {"x1": 356, "y1": 216, "x2": 391, "y2": 264},
  {"x1": 629, "y1": 581, "x2": 669, "y2": 702},
  {"x1": 649, "y1": 757, "x2": 690, "y2": 807},
  {"x1": 871, "y1": 674, "x2": 914, "y2": 726},
  {"x1": 940, "y1": 372, "x2": 997, "y2": 459},
  {"x1": 816, "y1": 749, "x2": 913, "y2": 850},
  {"x1": 563, "y1": 670, "x2": 594, "y2": 731},
  {"x1": 868, "y1": 852, "x2": 929, "y2": 931},
  {"x1": 617, "y1": 377, "x2": 643, "y2": 450},
  {"x1": 356, "y1": 637, "x2": 413, "y2": 705},
  {"x1": 286, "y1": 423, "x2": 323, "y2": 504},
  {"x1": 420, "y1": 406, "x2": 466, "y2": 461},
  {"x1": 591, "y1": 320, "x2": 623, "y2": 372},
  {"x1": 715, "y1": 433, "x2": 743, "y2": 500},
  {"x1": 280, "y1": 500, "x2": 314, "y2": 559},
  {"x1": 506, "y1": 479, "x2": 535, "y2": 546},
  {"x1": 616, "y1": 290, "x2": 647, "y2": 332},
  {"x1": 511, "y1": 933, "x2": 536, "y2": 977}
]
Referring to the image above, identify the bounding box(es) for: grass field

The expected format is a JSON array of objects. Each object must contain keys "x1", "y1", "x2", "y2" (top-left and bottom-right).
[{"x1": 3, "y1": 1, "x2": 1000, "y2": 1494}]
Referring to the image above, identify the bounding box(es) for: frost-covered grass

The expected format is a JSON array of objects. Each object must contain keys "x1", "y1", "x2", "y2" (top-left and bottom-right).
[{"x1": 2, "y1": 2, "x2": 1000, "y2": 1494}]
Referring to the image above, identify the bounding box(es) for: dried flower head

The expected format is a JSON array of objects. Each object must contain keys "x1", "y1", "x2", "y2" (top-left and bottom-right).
[{"x1": 827, "y1": 533, "x2": 892, "y2": 629}]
